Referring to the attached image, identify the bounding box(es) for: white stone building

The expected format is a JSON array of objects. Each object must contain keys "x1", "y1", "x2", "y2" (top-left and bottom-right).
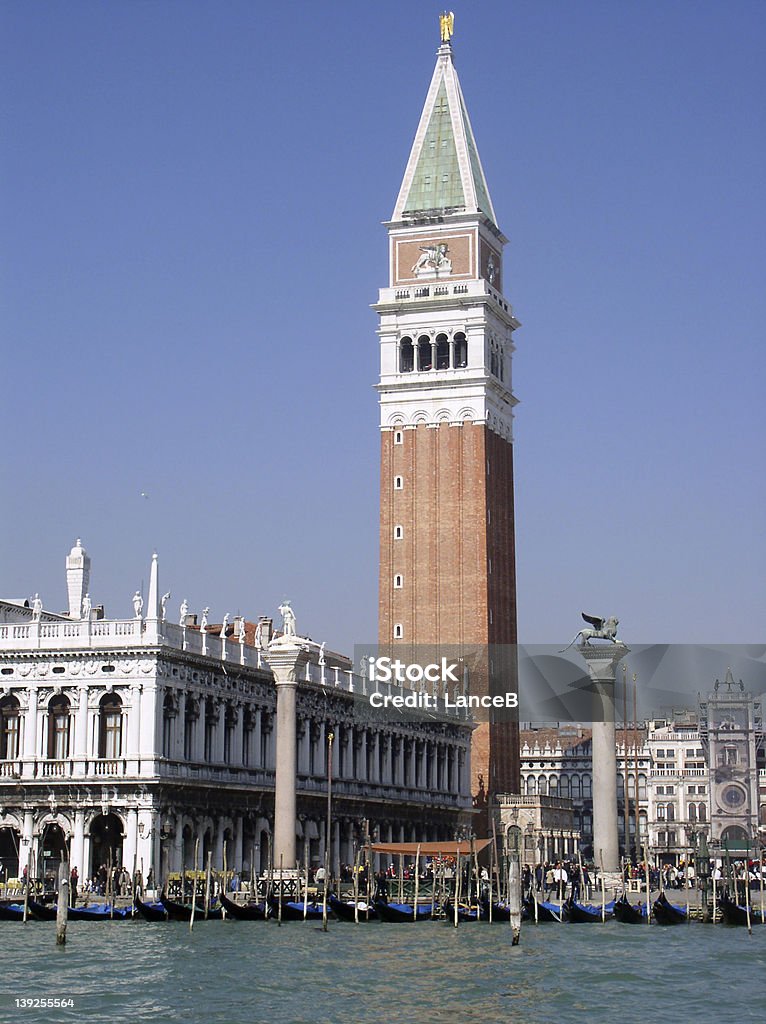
[{"x1": 0, "y1": 542, "x2": 473, "y2": 886}]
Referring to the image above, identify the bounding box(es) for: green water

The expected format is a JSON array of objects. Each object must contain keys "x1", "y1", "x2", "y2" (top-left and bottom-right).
[{"x1": 1, "y1": 919, "x2": 764, "y2": 1024}]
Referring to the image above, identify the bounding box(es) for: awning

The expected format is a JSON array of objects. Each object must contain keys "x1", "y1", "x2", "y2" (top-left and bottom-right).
[{"x1": 370, "y1": 839, "x2": 492, "y2": 857}]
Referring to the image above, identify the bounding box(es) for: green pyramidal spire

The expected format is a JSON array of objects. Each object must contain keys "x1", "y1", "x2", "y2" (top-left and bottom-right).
[{"x1": 392, "y1": 40, "x2": 497, "y2": 226}]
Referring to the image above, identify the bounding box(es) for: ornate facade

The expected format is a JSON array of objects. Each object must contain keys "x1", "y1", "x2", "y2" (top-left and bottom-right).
[{"x1": 0, "y1": 543, "x2": 472, "y2": 885}]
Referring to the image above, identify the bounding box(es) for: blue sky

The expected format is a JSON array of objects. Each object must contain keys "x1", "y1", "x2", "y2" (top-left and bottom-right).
[{"x1": 2, "y1": 1, "x2": 764, "y2": 650}]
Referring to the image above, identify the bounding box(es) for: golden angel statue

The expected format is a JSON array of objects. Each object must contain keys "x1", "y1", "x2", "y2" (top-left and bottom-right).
[{"x1": 439, "y1": 11, "x2": 454, "y2": 43}]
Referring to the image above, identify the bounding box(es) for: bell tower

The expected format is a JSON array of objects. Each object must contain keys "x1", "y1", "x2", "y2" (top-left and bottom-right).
[{"x1": 375, "y1": 19, "x2": 521, "y2": 799}]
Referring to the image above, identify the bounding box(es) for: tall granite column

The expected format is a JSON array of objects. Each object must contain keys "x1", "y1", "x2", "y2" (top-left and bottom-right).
[
  {"x1": 264, "y1": 635, "x2": 309, "y2": 873},
  {"x1": 578, "y1": 641, "x2": 630, "y2": 877}
]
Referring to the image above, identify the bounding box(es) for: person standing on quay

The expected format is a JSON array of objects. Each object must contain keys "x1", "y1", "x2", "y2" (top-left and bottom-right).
[{"x1": 69, "y1": 866, "x2": 79, "y2": 907}]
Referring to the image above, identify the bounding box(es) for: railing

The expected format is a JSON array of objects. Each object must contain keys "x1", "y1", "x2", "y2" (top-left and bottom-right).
[
  {"x1": 496, "y1": 793, "x2": 573, "y2": 811},
  {"x1": 36, "y1": 759, "x2": 74, "y2": 778},
  {"x1": 89, "y1": 758, "x2": 125, "y2": 776},
  {"x1": 0, "y1": 760, "x2": 21, "y2": 778},
  {"x1": 651, "y1": 768, "x2": 706, "y2": 777}
]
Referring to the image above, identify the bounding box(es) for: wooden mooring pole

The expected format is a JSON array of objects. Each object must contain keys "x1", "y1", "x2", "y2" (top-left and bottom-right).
[{"x1": 56, "y1": 861, "x2": 69, "y2": 946}]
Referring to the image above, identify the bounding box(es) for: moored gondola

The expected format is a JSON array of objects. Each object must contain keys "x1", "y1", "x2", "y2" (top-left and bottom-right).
[
  {"x1": 27, "y1": 898, "x2": 58, "y2": 921},
  {"x1": 162, "y1": 896, "x2": 223, "y2": 921},
  {"x1": 67, "y1": 903, "x2": 130, "y2": 921},
  {"x1": 374, "y1": 900, "x2": 434, "y2": 922},
  {"x1": 220, "y1": 892, "x2": 269, "y2": 920},
  {"x1": 133, "y1": 894, "x2": 168, "y2": 922},
  {"x1": 523, "y1": 897, "x2": 561, "y2": 922},
  {"x1": 718, "y1": 895, "x2": 764, "y2": 927},
  {"x1": 328, "y1": 895, "x2": 378, "y2": 922},
  {"x1": 563, "y1": 897, "x2": 614, "y2": 922},
  {"x1": 652, "y1": 892, "x2": 687, "y2": 925},
  {"x1": 0, "y1": 902, "x2": 28, "y2": 921},
  {"x1": 613, "y1": 894, "x2": 647, "y2": 924},
  {"x1": 443, "y1": 899, "x2": 483, "y2": 922},
  {"x1": 268, "y1": 898, "x2": 325, "y2": 921}
]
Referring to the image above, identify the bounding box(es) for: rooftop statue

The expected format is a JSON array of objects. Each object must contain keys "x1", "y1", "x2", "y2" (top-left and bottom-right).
[
  {"x1": 160, "y1": 592, "x2": 171, "y2": 621},
  {"x1": 179, "y1": 599, "x2": 189, "y2": 626},
  {"x1": 278, "y1": 600, "x2": 296, "y2": 637},
  {"x1": 31, "y1": 594, "x2": 43, "y2": 621}
]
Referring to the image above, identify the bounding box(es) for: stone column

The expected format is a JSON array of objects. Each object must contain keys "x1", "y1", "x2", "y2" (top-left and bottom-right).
[
  {"x1": 74, "y1": 686, "x2": 89, "y2": 774},
  {"x1": 22, "y1": 686, "x2": 39, "y2": 776},
  {"x1": 71, "y1": 810, "x2": 85, "y2": 878},
  {"x1": 264, "y1": 635, "x2": 309, "y2": 873},
  {"x1": 578, "y1": 641, "x2": 630, "y2": 878}
]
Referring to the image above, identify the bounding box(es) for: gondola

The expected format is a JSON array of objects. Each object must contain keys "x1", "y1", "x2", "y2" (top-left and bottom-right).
[
  {"x1": 718, "y1": 895, "x2": 764, "y2": 927},
  {"x1": 68, "y1": 903, "x2": 130, "y2": 921},
  {"x1": 374, "y1": 900, "x2": 434, "y2": 922},
  {"x1": 27, "y1": 898, "x2": 58, "y2": 921},
  {"x1": 161, "y1": 896, "x2": 224, "y2": 921},
  {"x1": 219, "y1": 892, "x2": 269, "y2": 920},
  {"x1": 652, "y1": 892, "x2": 687, "y2": 925},
  {"x1": 328, "y1": 895, "x2": 378, "y2": 922},
  {"x1": 613, "y1": 893, "x2": 647, "y2": 924},
  {"x1": 0, "y1": 902, "x2": 28, "y2": 921},
  {"x1": 443, "y1": 899, "x2": 483, "y2": 922},
  {"x1": 522, "y1": 897, "x2": 561, "y2": 922},
  {"x1": 268, "y1": 898, "x2": 325, "y2": 921},
  {"x1": 563, "y1": 897, "x2": 614, "y2": 922},
  {"x1": 133, "y1": 894, "x2": 168, "y2": 922},
  {"x1": 481, "y1": 899, "x2": 524, "y2": 923}
]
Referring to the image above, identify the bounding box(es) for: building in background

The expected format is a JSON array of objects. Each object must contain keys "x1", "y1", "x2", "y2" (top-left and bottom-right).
[{"x1": 700, "y1": 670, "x2": 764, "y2": 854}]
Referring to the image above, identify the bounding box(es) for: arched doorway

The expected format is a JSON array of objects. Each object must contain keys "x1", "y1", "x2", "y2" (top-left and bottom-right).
[
  {"x1": 38, "y1": 822, "x2": 69, "y2": 886},
  {"x1": 721, "y1": 825, "x2": 749, "y2": 845},
  {"x1": 89, "y1": 813, "x2": 124, "y2": 877},
  {"x1": 0, "y1": 825, "x2": 20, "y2": 879},
  {"x1": 182, "y1": 824, "x2": 195, "y2": 869}
]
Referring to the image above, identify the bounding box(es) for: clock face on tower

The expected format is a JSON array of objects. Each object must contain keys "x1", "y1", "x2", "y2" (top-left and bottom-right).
[{"x1": 719, "y1": 784, "x2": 746, "y2": 810}]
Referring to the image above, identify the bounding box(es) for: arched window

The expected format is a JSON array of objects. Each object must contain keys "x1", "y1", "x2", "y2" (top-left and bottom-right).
[
  {"x1": 582, "y1": 774, "x2": 592, "y2": 798},
  {"x1": 204, "y1": 698, "x2": 218, "y2": 763},
  {"x1": 667, "y1": 803, "x2": 675, "y2": 822},
  {"x1": 436, "y1": 333, "x2": 450, "y2": 370},
  {"x1": 548, "y1": 774, "x2": 559, "y2": 795},
  {"x1": 0, "y1": 696, "x2": 20, "y2": 760},
  {"x1": 638, "y1": 773, "x2": 647, "y2": 800},
  {"x1": 657, "y1": 803, "x2": 666, "y2": 821},
  {"x1": 394, "y1": 574, "x2": 403, "y2": 589},
  {"x1": 570, "y1": 775, "x2": 582, "y2": 799},
  {"x1": 559, "y1": 775, "x2": 571, "y2": 799},
  {"x1": 688, "y1": 803, "x2": 697, "y2": 822},
  {"x1": 224, "y1": 704, "x2": 237, "y2": 764},
  {"x1": 417, "y1": 335, "x2": 432, "y2": 371},
  {"x1": 184, "y1": 698, "x2": 198, "y2": 762},
  {"x1": 394, "y1": 525, "x2": 403, "y2": 540},
  {"x1": 98, "y1": 693, "x2": 122, "y2": 759},
  {"x1": 47, "y1": 695, "x2": 71, "y2": 759},
  {"x1": 399, "y1": 338, "x2": 414, "y2": 373},
  {"x1": 453, "y1": 332, "x2": 467, "y2": 368},
  {"x1": 697, "y1": 802, "x2": 706, "y2": 822},
  {"x1": 162, "y1": 693, "x2": 176, "y2": 758},
  {"x1": 527, "y1": 775, "x2": 537, "y2": 796},
  {"x1": 393, "y1": 624, "x2": 403, "y2": 640}
]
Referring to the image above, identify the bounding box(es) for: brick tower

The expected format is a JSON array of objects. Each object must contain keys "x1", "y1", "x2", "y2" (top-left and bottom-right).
[{"x1": 375, "y1": 22, "x2": 521, "y2": 801}]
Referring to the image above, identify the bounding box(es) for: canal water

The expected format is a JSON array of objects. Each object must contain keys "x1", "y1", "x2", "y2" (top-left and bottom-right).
[{"x1": 1, "y1": 919, "x2": 764, "y2": 1023}]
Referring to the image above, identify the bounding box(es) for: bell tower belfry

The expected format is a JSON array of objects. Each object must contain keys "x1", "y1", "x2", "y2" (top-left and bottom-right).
[{"x1": 375, "y1": 20, "x2": 521, "y2": 798}]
